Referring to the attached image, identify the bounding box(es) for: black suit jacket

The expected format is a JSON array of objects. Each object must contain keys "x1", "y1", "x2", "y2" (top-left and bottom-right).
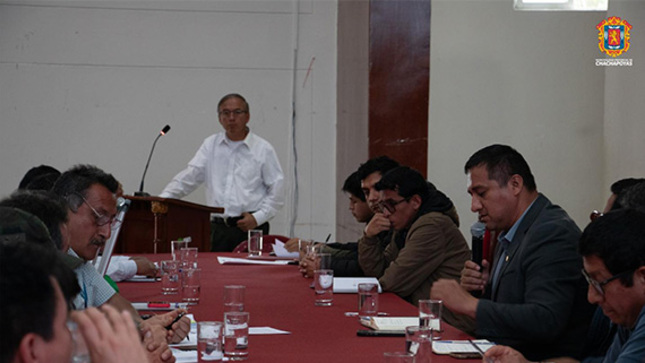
[{"x1": 476, "y1": 194, "x2": 594, "y2": 361}]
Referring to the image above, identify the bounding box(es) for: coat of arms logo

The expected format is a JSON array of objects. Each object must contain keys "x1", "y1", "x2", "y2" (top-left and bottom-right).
[{"x1": 596, "y1": 17, "x2": 632, "y2": 58}]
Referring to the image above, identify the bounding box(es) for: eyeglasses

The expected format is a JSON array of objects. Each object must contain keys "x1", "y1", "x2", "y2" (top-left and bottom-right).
[
  {"x1": 589, "y1": 210, "x2": 604, "y2": 221},
  {"x1": 581, "y1": 268, "x2": 633, "y2": 296},
  {"x1": 218, "y1": 109, "x2": 248, "y2": 118},
  {"x1": 378, "y1": 197, "x2": 410, "y2": 214},
  {"x1": 74, "y1": 193, "x2": 117, "y2": 227}
]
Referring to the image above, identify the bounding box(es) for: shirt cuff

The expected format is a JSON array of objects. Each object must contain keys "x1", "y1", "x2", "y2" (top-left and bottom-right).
[
  {"x1": 252, "y1": 211, "x2": 268, "y2": 226},
  {"x1": 106, "y1": 259, "x2": 138, "y2": 282}
]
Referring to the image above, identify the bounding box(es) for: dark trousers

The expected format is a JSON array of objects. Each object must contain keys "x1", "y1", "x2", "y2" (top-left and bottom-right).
[{"x1": 210, "y1": 221, "x2": 270, "y2": 252}]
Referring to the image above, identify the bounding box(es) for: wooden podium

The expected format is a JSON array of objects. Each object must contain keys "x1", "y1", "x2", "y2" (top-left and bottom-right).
[{"x1": 115, "y1": 196, "x2": 224, "y2": 254}]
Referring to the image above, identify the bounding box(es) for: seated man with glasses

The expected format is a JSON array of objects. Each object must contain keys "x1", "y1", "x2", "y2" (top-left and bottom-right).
[
  {"x1": 358, "y1": 166, "x2": 474, "y2": 332},
  {"x1": 584, "y1": 178, "x2": 645, "y2": 361},
  {"x1": 160, "y1": 93, "x2": 284, "y2": 252},
  {"x1": 52, "y1": 164, "x2": 189, "y2": 362},
  {"x1": 484, "y1": 208, "x2": 645, "y2": 363}
]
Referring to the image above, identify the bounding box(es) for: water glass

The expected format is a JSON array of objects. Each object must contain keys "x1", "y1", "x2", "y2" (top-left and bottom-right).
[
  {"x1": 316, "y1": 252, "x2": 332, "y2": 270},
  {"x1": 305, "y1": 243, "x2": 320, "y2": 259},
  {"x1": 67, "y1": 321, "x2": 90, "y2": 363},
  {"x1": 358, "y1": 283, "x2": 379, "y2": 317},
  {"x1": 383, "y1": 352, "x2": 414, "y2": 363},
  {"x1": 181, "y1": 268, "x2": 201, "y2": 303},
  {"x1": 419, "y1": 299, "x2": 442, "y2": 339},
  {"x1": 314, "y1": 269, "x2": 334, "y2": 306},
  {"x1": 298, "y1": 239, "x2": 313, "y2": 261},
  {"x1": 197, "y1": 321, "x2": 223, "y2": 362},
  {"x1": 247, "y1": 230, "x2": 263, "y2": 256},
  {"x1": 224, "y1": 311, "x2": 249, "y2": 360},
  {"x1": 171, "y1": 240, "x2": 189, "y2": 261},
  {"x1": 224, "y1": 285, "x2": 246, "y2": 312},
  {"x1": 160, "y1": 260, "x2": 180, "y2": 295},
  {"x1": 405, "y1": 326, "x2": 433, "y2": 363},
  {"x1": 180, "y1": 247, "x2": 199, "y2": 269}
]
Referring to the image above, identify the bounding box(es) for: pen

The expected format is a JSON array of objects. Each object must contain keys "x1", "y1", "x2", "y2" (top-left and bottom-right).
[
  {"x1": 166, "y1": 312, "x2": 186, "y2": 330},
  {"x1": 344, "y1": 311, "x2": 389, "y2": 317},
  {"x1": 356, "y1": 329, "x2": 404, "y2": 337},
  {"x1": 166, "y1": 312, "x2": 189, "y2": 341},
  {"x1": 468, "y1": 339, "x2": 484, "y2": 355},
  {"x1": 325, "y1": 233, "x2": 331, "y2": 243}
]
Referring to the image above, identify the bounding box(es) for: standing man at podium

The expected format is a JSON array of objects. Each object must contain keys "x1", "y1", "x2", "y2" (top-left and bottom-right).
[{"x1": 160, "y1": 93, "x2": 285, "y2": 252}]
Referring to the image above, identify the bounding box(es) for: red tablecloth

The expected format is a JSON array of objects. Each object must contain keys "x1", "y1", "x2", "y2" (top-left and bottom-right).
[{"x1": 118, "y1": 253, "x2": 478, "y2": 362}]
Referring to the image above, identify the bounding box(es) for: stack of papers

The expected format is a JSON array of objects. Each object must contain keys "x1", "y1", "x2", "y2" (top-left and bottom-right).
[
  {"x1": 432, "y1": 339, "x2": 494, "y2": 355},
  {"x1": 360, "y1": 316, "x2": 418, "y2": 332}
]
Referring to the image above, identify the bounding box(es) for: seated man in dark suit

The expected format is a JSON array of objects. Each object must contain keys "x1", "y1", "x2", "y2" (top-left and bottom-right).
[{"x1": 431, "y1": 144, "x2": 594, "y2": 361}]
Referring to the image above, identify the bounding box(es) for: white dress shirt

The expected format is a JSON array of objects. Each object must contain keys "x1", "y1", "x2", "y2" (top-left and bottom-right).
[
  {"x1": 160, "y1": 131, "x2": 284, "y2": 226},
  {"x1": 94, "y1": 255, "x2": 138, "y2": 282}
]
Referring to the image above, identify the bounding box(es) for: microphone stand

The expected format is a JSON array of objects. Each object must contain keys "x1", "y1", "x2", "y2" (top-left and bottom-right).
[{"x1": 136, "y1": 126, "x2": 169, "y2": 196}]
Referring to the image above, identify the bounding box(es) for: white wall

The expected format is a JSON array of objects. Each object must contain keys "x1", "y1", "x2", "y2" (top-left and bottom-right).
[
  {"x1": 0, "y1": 0, "x2": 338, "y2": 240},
  {"x1": 429, "y1": 0, "x2": 614, "y2": 237}
]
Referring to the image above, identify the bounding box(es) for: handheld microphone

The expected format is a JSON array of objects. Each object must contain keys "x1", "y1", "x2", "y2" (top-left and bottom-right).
[
  {"x1": 470, "y1": 220, "x2": 485, "y2": 268},
  {"x1": 470, "y1": 220, "x2": 486, "y2": 298},
  {"x1": 135, "y1": 125, "x2": 171, "y2": 196}
]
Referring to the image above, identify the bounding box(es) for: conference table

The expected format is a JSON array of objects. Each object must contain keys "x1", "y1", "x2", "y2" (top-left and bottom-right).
[{"x1": 118, "y1": 253, "x2": 479, "y2": 362}]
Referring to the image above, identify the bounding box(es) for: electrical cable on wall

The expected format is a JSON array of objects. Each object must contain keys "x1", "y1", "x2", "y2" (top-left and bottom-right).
[{"x1": 288, "y1": 0, "x2": 301, "y2": 236}]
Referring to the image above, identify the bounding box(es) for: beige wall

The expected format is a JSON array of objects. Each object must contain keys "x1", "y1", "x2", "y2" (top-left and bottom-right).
[
  {"x1": 603, "y1": 0, "x2": 645, "y2": 194},
  {"x1": 0, "y1": 0, "x2": 338, "y2": 240},
  {"x1": 428, "y1": 0, "x2": 644, "y2": 239}
]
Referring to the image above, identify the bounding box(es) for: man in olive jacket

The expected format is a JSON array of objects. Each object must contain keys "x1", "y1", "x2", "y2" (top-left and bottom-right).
[{"x1": 358, "y1": 166, "x2": 473, "y2": 332}]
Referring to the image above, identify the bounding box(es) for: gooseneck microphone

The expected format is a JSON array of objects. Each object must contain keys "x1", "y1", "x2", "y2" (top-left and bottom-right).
[{"x1": 135, "y1": 125, "x2": 171, "y2": 196}]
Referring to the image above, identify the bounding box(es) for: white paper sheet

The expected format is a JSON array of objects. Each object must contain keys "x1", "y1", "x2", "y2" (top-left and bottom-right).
[
  {"x1": 333, "y1": 277, "x2": 382, "y2": 293},
  {"x1": 249, "y1": 327, "x2": 291, "y2": 335},
  {"x1": 217, "y1": 256, "x2": 290, "y2": 266},
  {"x1": 272, "y1": 240, "x2": 300, "y2": 258},
  {"x1": 171, "y1": 348, "x2": 198, "y2": 362}
]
